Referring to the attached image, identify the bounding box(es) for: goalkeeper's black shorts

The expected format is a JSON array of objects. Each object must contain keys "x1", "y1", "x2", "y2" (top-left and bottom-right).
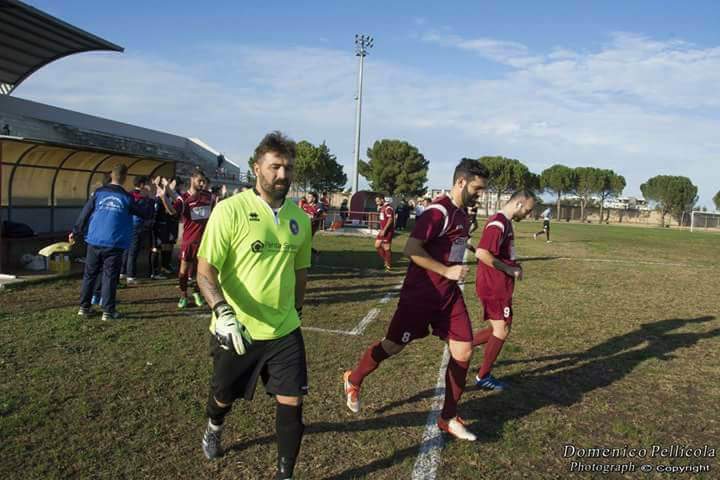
[{"x1": 209, "y1": 327, "x2": 308, "y2": 403}]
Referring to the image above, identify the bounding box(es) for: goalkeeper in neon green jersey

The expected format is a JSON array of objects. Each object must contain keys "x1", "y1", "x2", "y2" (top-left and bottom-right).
[{"x1": 197, "y1": 131, "x2": 311, "y2": 480}]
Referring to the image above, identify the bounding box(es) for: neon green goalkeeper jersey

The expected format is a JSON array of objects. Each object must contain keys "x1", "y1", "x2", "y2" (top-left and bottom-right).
[{"x1": 198, "y1": 189, "x2": 312, "y2": 340}]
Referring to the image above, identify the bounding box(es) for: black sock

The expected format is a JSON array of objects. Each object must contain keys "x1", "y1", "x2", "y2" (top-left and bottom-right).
[
  {"x1": 206, "y1": 392, "x2": 232, "y2": 426},
  {"x1": 276, "y1": 403, "x2": 304, "y2": 478},
  {"x1": 150, "y1": 251, "x2": 160, "y2": 276},
  {"x1": 161, "y1": 250, "x2": 172, "y2": 270}
]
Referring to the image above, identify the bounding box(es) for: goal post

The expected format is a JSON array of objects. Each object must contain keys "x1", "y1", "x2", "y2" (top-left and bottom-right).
[{"x1": 690, "y1": 211, "x2": 720, "y2": 232}]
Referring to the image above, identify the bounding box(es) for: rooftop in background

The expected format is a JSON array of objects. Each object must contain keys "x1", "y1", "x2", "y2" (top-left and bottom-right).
[
  {"x1": 0, "y1": 0, "x2": 123, "y2": 95},
  {"x1": 0, "y1": 94, "x2": 217, "y2": 167}
]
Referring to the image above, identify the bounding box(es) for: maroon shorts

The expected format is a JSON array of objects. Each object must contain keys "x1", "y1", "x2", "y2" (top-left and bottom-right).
[
  {"x1": 376, "y1": 229, "x2": 394, "y2": 243},
  {"x1": 481, "y1": 297, "x2": 513, "y2": 325},
  {"x1": 180, "y1": 242, "x2": 200, "y2": 263},
  {"x1": 386, "y1": 287, "x2": 472, "y2": 344}
]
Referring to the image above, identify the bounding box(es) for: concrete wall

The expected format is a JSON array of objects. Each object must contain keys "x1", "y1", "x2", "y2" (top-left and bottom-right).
[{"x1": 542, "y1": 205, "x2": 681, "y2": 227}]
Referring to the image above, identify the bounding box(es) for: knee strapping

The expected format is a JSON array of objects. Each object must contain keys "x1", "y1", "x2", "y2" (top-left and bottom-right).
[{"x1": 206, "y1": 394, "x2": 232, "y2": 425}]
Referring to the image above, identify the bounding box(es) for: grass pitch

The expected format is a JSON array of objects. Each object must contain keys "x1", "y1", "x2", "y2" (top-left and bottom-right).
[{"x1": 1, "y1": 222, "x2": 719, "y2": 479}]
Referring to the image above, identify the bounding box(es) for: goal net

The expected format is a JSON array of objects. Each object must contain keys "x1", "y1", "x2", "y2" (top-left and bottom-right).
[{"x1": 690, "y1": 211, "x2": 720, "y2": 232}]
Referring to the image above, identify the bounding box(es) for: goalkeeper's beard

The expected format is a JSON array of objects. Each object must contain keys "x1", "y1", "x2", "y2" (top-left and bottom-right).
[{"x1": 258, "y1": 175, "x2": 290, "y2": 202}]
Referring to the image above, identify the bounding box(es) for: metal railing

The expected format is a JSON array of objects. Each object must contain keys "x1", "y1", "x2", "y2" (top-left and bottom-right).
[{"x1": 311, "y1": 208, "x2": 381, "y2": 234}]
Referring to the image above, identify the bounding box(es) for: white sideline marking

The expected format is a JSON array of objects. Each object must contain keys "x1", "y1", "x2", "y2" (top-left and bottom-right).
[
  {"x1": 303, "y1": 285, "x2": 401, "y2": 336},
  {"x1": 518, "y1": 256, "x2": 687, "y2": 268},
  {"x1": 411, "y1": 346, "x2": 450, "y2": 480},
  {"x1": 303, "y1": 326, "x2": 358, "y2": 336},
  {"x1": 350, "y1": 308, "x2": 380, "y2": 335},
  {"x1": 563, "y1": 257, "x2": 687, "y2": 267},
  {"x1": 411, "y1": 254, "x2": 470, "y2": 480}
]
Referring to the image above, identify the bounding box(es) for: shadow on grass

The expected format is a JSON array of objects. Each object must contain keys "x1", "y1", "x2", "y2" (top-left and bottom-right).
[
  {"x1": 311, "y1": 249, "x2": 410, "y2": 272},
  {"x1": 122, "y1": 308, "x2": 209, "y2": 320},
  {"x1": 123, "y1": 296, "x2": 180, "y2": 306},
  {"x1": 226, "y1": 315, "x2": 718, "y2": 478}
]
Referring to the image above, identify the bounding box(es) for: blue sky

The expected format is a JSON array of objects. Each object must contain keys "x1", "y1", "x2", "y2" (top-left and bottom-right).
[{"x1": 16, "y1": 1, "x2": 720, "y2": 207}]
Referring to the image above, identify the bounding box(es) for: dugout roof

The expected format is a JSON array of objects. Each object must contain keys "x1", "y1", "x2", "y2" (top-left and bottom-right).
[
  {"x1": 0, "y1": 95, "x2": 223, "y2": 234},
  {"x1": 0, "y1": 0, "x2": 123, "y2": 95}
]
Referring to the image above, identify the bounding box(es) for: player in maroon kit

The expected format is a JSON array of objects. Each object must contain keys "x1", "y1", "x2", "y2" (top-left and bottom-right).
[
  {"x1": 301, "y1": 192, "x2": 323, "y2": 234},
  {"x1": 343, "y1": 159, "x2": 489, "y2": 442},
  {"x1": 159, "y1": 168, "x2": 214, "y2": 309},
  {"x1": 374, "y1": 195, "x2": 395, "y2": 271},
  {"x1": 300, "y1": 191, "x2": 324, "y2": 258},
  {"x1": 473, "y1": 190, "x2": 535, "y2": 390}
]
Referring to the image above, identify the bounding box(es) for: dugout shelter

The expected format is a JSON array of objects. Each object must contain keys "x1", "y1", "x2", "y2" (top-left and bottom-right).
[{"x1": 0, "y1": 0, "x2": 247, "y2": 273}]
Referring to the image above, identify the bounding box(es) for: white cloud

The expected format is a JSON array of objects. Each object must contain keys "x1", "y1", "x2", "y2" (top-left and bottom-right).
[
  {"x1": 421, "y1": 32, "x2": 541, "y2": 67},
  {"x1": 13, "y1": 32, "x2": 720, "y2": 206}
]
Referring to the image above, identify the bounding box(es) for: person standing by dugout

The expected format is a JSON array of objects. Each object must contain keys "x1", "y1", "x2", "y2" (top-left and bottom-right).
[
  {"x1": 71, "y1": 164, "x2": 152, "y2": 320},
  {"x1": 196, "y1": 131, "x2": 312, "y2": 480}
]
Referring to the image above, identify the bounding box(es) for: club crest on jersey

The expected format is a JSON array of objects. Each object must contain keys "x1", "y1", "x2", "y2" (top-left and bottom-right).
[{"x1": 289, "y1": 218, "x2": 299, "y2": 235}]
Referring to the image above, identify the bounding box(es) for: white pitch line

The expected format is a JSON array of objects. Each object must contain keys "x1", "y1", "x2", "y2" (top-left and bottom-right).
[
  {"x1": 349, "y1": 308, "x2": 380, "y2": 335},
  {"x1": 561, "y1": 257, "x2": 687, "y2": 267},
  {"x1": 518, "y1": 256, "x2": 687, "y2": 268},
  {"x1": 411, "y1": 253, "x2": 470, "y2": 480},
  {"x1": 411, "y1": 346, "x2": 450, "y2": 480},
  {"x1": 304, "y1": 288, "x2": 400, "y2": 336},
  {"x1": 302, "y1": 326, "x2": 358, "y2": 336}
]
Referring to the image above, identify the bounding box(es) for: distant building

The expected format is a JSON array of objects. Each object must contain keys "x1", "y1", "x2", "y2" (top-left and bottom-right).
[
  {"x1": 423, "y1": 188, "x2": 511, "y2": 212},
  {"x1": 604, "y1": 197, "x2": 649, "y2": 210}
]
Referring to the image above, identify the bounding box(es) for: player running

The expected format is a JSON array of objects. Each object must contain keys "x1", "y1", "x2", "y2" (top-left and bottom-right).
[
  {"x1": 344, "y1": 159, "x2": 489, "y2": 441},
  {"x1": 374, "y1": 195, "x2": 395, "y2": 271},
  {"x1": 197, "y1": 131, "x2": 311, "y2": 480},
  {"x1": 159, "y1": 168, "x2": 214, "y2": 309},
  {"x1": 533, "y1": 206, "x2": 552, "y2": 243},
  {"x1": 473, "y1": 190, "x2": 535, "y2": 390}
]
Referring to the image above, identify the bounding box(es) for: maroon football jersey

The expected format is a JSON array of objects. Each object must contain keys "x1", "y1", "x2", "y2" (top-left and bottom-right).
[
  {"x1": 475, "y1": 212, "x2": 518, "y2": 299},
  {"x1": 173, "y1": 190, "x2": 214, "y2": 245},
  {"x1": 378, "y1": 203, "x2": 395, "y2": 230},
  {"x1": 398, "y1": 195, "x2": 469, "y2": 306},
  {"x1": 301, "y1": 201, "x2": 319, "y2": 219}
]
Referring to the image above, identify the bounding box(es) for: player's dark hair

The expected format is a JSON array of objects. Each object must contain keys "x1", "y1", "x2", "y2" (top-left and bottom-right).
[
  {"x1": 308, "y1": 191, "x2": 318, "y2": 202},
  {"x1": 454, "y1": 158, "x2": 489, "y2": 183},
  {"x1": 170, "y1": 176, "x2": 184, "y2": 189},
  {"x1": 111, "y1": 164, "x2": 128, "y2": 177},
  {"x1": 254, "y1": 131, "x2": 296, "y2": 163},
  {"x1": 191, "y1": 168, "x2": 207, "y2": 181},
  {"x1": 133, "y1": 175, "x2": 149, "y2": 188},
  {"x1": 508, "y1": 189, "x2": 537, "y2": 202}
]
